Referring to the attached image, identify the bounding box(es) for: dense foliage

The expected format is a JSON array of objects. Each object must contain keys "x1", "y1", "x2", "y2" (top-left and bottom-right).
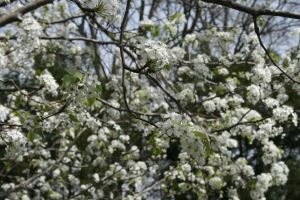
[{"x1": 1, "y1": 0, "x2": 300, "y2": 199}]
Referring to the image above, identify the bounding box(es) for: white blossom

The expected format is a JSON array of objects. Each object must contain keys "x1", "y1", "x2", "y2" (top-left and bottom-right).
[
  {"x1": 209, "y1": 177, "x2": 223, "y2": 190},
  {"x1": 139, "y1": 19, "x2": 154, "y2": 27},
  {"x1": 0, "y1": 105, "x2": 10, "y2": 122},
  {"x1": 271, "y1": 162, "x2": 289, "y2": 185},
  {"x1": 137, "y1": 39, "x2": 170, "y2": 69},
  {"x1": 247, "y1": 84, "x2": 263, "y2": 104}
]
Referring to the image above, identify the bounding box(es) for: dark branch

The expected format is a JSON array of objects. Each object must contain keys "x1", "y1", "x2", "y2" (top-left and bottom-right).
[
  {"x1": 252, "y1": 16, "x2": 300, "y2": 84},
  {"x1": 201, "y1": 0, "x2": 300, "y2": 19},
  {"x1": 0, "y1": 0, "x2": 54, "y2": 27},
  {"x1": 0, "y1": 86, "x2": 40, "y2": 92}
]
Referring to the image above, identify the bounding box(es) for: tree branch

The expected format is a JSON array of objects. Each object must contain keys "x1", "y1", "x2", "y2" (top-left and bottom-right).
[
  {"x1": 0, "y1": 127, "x2": 87, "y2": 198},
  {"x1": 119, "y1": 0, "x2": 159, "y2": 129},
  {"x1": 133, "y1": 175, "x2": 170, "y2": 199},
  {"x1": 97, "y1": 98, "x2": 162, "y2": 117},
  {"x1": 201, "y1": 0, "x2": 300, "y2": 19},
  {"x1": 0, "y1": 0, "x2": 16, "y2": 7},
  {"x1": 201, "y1": 0, "x2": 300, "y2": 84},
  {"x1": 0, "y1": 79, "x2": 43, "y2": 104},
  {"x1": 39, "y1": 14, "x2": 86, "y2": 24},
  {"x1": 252, "y1": 16, "x2": 300, "y2": 84},
  {"x1": 0, "y1": 86, "x2": 40, "y2": 92},
  {"x1": 0, "y1": 0, "x2": 54, "y2": 27}
]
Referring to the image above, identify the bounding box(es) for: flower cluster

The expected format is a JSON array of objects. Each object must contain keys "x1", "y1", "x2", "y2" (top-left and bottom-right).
[
  {"x1": 17, "y1": 17, "x2": 42, "y2": 52},
  {"x1": 2, "y1": 129, "x2": 27, "y2": 161},
  {"x1": 139, "y1": 19, "x2": 155, "y2": 28},
  {"x1": 164, "y1": 21, "x2": 177, "y2": 36},
  {"x1": 255, "y1": 118, "x2": 283, "y2": 141},
  {"x1": 251, "y1": 64, "x2": 272, "y2": 86},
  {"x1": 185, "y1": 33, "x2": 197, "y2": 43},
  {"x1": 137, "y1": 39, "x2": 170, "y2": 70},
  {"x1": 247, "y1": 84, "x2": 264, "y2": 104},
  {"x1": 82, "y1": 0, "x2": 122, "y2": 24},
  {"x1": 193, "y1": 54, "x2": 212, "y2": 79},
  {"x1": 170, "y1": 47, "x2": 186, "y2": 63},
  {"x1": 1, "y1": 1, "x2": 299, "y2": 200},
  {"x1": 262, "y1": 140, "x2": 283, "y2": 165},
  {"x1": 0, "y1": 105, "x2": 10, "y2": 122},
  {"x1": 273, "y1": 105, "x2": 297, "y2": 126},
  {"x1": 37, "y1": 70, "x2": 59, "y2": 96},
  {"x1": 250, "y1": 173, "x2": 272, "y2": 200},
  {"x1": 271, "y1": 161, "x2": 289, "y2": 185},
  {"x1": 209, "y1": 177, "x2": 223, "y2": 190},
  {"x1": 161, "y1": 112, "x2": 210, "y2": 165},
  {"x1": 0, "y1": 42, "x2": 8, "y2": 69},
  {"x1": 61, "y1": 70, "x2": 102, "y2": 106}
]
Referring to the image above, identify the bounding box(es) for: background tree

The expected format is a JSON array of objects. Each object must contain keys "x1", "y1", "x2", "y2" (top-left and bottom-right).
[{"x1": 0, "y1": 0, "x2": 300, "y2": 199}]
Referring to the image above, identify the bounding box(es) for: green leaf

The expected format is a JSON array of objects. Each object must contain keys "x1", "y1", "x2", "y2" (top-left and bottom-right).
[
  {"x1": 125, "y1": 72, "x2": 131, "y2": 79},
  {"x1": 164, "y1": 64, "x2": 171, "y2": 71},
  {"x1": 28, "y1": 130, "x2": 35, "y2": 142},
  {"x1": 108, "y1": 33, "x2": 116, "y2": 39},
  {"x1": 15, "y1": 98, "x2": 21, "y2": 108},
  {"x1": 37, "y1": 128, "x2": 45, "y2": 140},
  {"x1": 151, "y1": 26, "x2": 160, "y2": 37},
  {"x1": 248, "y1": 179, "x2": 256, "y2": 186},
  {"x1": 69, "y1": 114, "x2": 80, "y2": 122},
  {"x1": 35, "y1": 69, "x2": 41, "y2": 76},
  {"x1": 258, "y1": 17, "x2": 265, "y2": 27},
  {"x1": 268, "y1": 52, "x2": 280, "y2": 63},
  {"x1": 148, "y1": 133, "x2": 158, "y2": 145},
  {"x1": 21, "y1": 98, "x2": 27, "y2": 106},
  {"x1": 65, "y1": 69, "x2": 84, "y2": 80},
  {"x1": 96, "y1": 85, "x2": 102, "y2": 93},
  {"x1": 153, "y1": 147, "x2": 162, "y2": 157},
  {"x1": 192, "y1": 131, "x2": 211, "y2": 156},
  {"x1": 283, "y1": 58, "x2": 289, "y2": 68},
  {"x1": 63, "y1": 74, "x2": 79, "y2": 88},
  {"x1": 85, "y1": 97, "x2": 96, "y2": 107},
  {"x1": 170, "y1": 13, "x2": 181, "y2": 21},
  {"x1": 33, "y1": 116, "x2": 39, "y2": 123}
]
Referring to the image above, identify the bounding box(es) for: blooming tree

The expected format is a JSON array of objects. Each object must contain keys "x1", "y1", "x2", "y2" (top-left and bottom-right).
[{"x1": 1, "y1": 0, "x2": 300, "y2": 199}]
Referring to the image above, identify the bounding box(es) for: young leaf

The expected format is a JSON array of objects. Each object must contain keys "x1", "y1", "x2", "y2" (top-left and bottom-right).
[
  {"x1": 85, "y1": 97, "x2": 96, "y2": 107},
  {"x1": 69, "y1": 114, "x2": 80, "y2": 122},
  {"x1": 65, "y1": 69, "x2": 84, "y2": 80},
  {"x1": 35, "y1": 69, "x2": 41, "y2": 76},
  {"x1": 151, "y1": 26, "x2": 160, "y2": 37},
  {"x1": 153, "y1": 147, "x2": 162, "y2": 157},
  {"x1": 96, "y1": 85, "x2": 102, "y2": 93},
  {"x1": 37, "y1": 128, "x2": 45, "y2": 140},
  {"x1": 28, "y1": 130, "x2": 35, "y2": 143},
  {"x1": 164, "y1": 64, "x2": 171, "y2": 71},
  {"x1": 63, "y1": 74, "x2": 79, "y2": 88},
  {"x1": 192, "y1": 131, "x2": 211, "y2": 156},
  {"x1": 15, "y1": 99, "x2": 21, "y2": 108},
  {"x1": 170, "y1": 13, "x2": 181, "y2": 21}
]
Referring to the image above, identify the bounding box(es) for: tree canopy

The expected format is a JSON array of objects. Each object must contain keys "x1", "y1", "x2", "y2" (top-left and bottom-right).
[{"x1": 1, "y1": 0, "x2": 300, "y2": 199}]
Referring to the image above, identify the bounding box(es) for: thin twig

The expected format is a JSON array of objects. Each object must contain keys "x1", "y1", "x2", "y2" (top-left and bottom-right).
[
  {"x1": 252, "y1": 15, "x2": 300, "y2": 84},
  {"x1": 118, "y1": 0, "x2": 158, "y2": 128},
  {"x1": 133, "y1": 175, "x2": 170, "y2": 199},
  {"x1": 0, "y1": 79, "x2": 43, "y2": 104},
  {"x1": 0, "y1": 127, "x2": 87, "y2": 199},
  {"x1": 97, "y1": 98, "x2": 162, "y2": 116},
  {"x1": 202, "y1": 0, "x2": 300, "y2": 19},
  {"x1": 39, "y1": 14, "x2": 86, "y2": 24}
]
